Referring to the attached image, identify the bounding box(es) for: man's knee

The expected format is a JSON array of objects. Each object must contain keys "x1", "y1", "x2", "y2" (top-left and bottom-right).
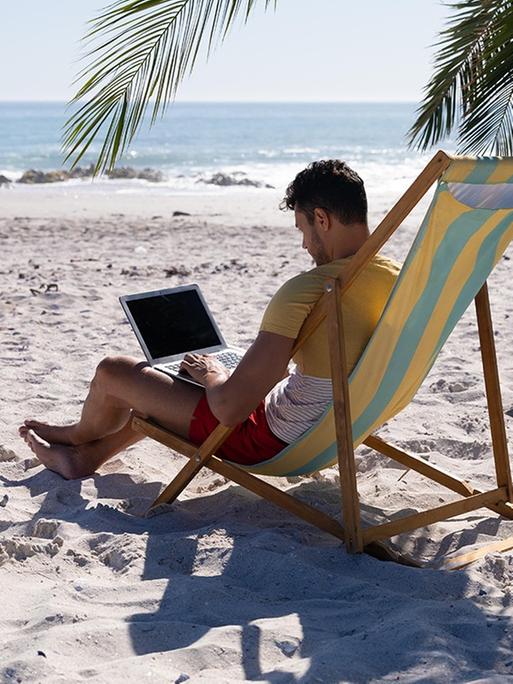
[{"x1": 94, "y1": 355, "x2": 146, "y2": 386}]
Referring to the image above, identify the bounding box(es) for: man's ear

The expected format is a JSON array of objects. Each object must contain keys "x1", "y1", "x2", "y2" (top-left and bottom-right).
[{"x1": 313, "y1": 207, "x2": 331, "y2": 232}]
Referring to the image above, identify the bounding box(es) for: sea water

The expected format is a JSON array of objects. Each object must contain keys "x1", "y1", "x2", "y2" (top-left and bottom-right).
[{"x1": 0, "y1": 101, "x2": 455, "y2": 201}]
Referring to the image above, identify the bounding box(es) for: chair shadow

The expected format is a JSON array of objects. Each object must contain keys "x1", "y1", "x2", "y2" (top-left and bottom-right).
[
  {"x1": 127, "y1": 481, "x2": 508, "y2": 682},
  {"x1": 5, "y1": 468, "x2": 510, "y2": 682}
]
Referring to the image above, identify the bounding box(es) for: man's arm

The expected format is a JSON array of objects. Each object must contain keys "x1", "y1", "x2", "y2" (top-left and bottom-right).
[{"x1": 180, "y1": 331, "x2": 294, "y2": 427}]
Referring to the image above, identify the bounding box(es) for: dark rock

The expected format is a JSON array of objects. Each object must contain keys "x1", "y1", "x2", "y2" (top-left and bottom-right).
[
  {"x1": 68, "y1": 164, "x2": 95, "y2": 179},
  {"x1": 107, "y1": 166, "x2": 163, "y2": 182},
  {"x1": 164, "y1": 265, "x2": 191, "y2": 277},
  {"x1": 506, "y1": 408, "x2": 513, "y2": 418},
  {"x1": 18, "y1": 169, "x2": 70, "y2": 184},
  {"x1": 172, "y1": 211, "x2": 191, "y2": 217},
  {"x1": 107, "y1": 166, "x2": 138, "y2": 180},
  {"x1": 0, "y1": 174, "x2": 12, "y2": 186},
  {"x1": 137, "y1": 167, "x2": 163, "y2": 182},
  {"x1": 198, "y1": 172, "x2": 271, "y2": 188}
]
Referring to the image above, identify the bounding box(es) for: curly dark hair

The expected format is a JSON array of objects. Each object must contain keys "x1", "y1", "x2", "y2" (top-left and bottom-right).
[{"x1": 281, "y1": 159, "x2": 367, "y2": 225}]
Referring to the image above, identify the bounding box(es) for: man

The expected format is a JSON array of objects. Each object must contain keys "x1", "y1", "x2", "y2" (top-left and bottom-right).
[{"x1": 19, "y1": 160, "x2": 399, "y2": 477}]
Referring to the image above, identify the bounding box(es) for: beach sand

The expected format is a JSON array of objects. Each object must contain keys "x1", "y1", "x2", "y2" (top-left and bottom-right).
[{"x1": 2, "y1": 186, "x2": 513, "y2": 682}]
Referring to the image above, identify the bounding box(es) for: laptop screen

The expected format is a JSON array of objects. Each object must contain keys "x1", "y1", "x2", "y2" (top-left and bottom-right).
[{"x1": 124, "y1": 289, "x2": 222, "y2": 359}]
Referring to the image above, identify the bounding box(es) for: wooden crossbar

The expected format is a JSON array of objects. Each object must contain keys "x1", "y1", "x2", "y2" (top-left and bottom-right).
[
  {"x1": 443, "y1": 535, "x2": 513, "y2": 571},
  {"x1": 364, "y1": 435, "x2": 513, "y2": 520},
  {"x1": 362, "y1": 488, "x2": 507, "y2": 544},
  {"x1": 365, "y1": 435, "x2": 475, "y2": 496}
]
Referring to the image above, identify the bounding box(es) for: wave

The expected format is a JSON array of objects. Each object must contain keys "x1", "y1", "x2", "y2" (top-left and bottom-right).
[{"x1": 0, "y1": 153, "x2": 441, "y2": 204}]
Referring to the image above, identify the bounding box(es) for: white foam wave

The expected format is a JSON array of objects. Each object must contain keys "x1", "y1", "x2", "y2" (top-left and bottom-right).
[
  {"x1": 0, "y1": 153, "x2": 439, "y2": 205},
  {"x1": 282, "y1": 146, "x2": 320, "y2": 154}
]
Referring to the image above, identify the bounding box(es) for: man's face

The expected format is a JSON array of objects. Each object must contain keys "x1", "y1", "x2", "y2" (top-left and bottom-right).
[{"x1": 294, "y1": 208, "x2": 330, "y2": 266}]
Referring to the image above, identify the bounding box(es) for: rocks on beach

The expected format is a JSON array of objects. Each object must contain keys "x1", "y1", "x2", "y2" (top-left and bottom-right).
[
  {"x1": 6, "y1": 167, "x2": 273, "y2": 188},
  {"x1": 16, "y1": 165, "x2": 164, "y2": 184}
]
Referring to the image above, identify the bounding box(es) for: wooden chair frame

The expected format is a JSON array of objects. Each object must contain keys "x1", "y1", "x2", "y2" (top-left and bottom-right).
[{"x1": 133, "y1": 151, "x2": 513, "y2": 568}]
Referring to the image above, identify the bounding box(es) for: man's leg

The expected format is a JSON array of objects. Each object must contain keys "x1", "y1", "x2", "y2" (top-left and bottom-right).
[{"x1": 19, "y1": 355, "x2": 204, "y2": 478}]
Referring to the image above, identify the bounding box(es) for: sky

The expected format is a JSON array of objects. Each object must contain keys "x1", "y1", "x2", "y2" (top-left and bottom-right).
[{"x1": 0, "y1": 0, "x2": 448, "y2": 102}]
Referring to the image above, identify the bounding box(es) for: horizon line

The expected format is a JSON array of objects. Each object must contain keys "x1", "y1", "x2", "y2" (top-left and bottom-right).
[{"x1": 0, "y1": 99, "x2": 419, "y2": 105}]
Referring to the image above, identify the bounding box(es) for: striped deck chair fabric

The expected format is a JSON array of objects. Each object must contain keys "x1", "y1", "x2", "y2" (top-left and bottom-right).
[{"x1": 232, "y1": 156, "x2": 513, "y2": 477}]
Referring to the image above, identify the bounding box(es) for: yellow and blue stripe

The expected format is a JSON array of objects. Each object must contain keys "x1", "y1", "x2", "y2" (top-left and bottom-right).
[{"x1": 227, "y1": 157, "x2": 513, "y2": 476}]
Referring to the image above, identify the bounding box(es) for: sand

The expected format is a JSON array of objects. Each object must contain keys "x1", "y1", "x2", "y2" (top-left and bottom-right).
[{"x1": 2, "y1": 185, "x2": 513, "y2": 683}]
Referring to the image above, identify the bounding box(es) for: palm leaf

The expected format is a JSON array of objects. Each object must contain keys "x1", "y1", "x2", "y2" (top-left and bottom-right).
[
  {"x1": 62, "y1": 0, "x2": 275, "y2": 174},
  {"x1": 408, "y1": 0, "x2": 513, "y2": 156}
]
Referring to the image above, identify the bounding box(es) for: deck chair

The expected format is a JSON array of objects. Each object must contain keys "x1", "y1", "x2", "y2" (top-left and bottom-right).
[{"x1": 133, "y1": 151, "x2": 513, "y2": 568}]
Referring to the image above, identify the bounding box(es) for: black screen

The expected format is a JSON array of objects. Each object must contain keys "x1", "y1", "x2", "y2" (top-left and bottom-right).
[{"x1": 126, "y1": 289, "x2": 222, "y2": 359}]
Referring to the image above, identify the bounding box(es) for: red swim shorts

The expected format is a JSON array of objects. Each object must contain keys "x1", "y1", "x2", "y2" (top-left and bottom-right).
[{"x1": 188, "y1": 394, "x2": 288, "y2": 466}]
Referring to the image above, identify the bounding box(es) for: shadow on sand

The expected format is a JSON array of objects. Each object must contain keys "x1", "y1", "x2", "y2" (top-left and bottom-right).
[{"x1": 3, "y1": 467, "x2": 512, "y2": 682}]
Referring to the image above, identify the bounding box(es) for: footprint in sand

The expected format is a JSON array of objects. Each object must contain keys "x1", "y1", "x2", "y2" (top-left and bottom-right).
[
  {"x1": 430, "y1": 378, "x2": 475, "y2": 393},
  {"x1": 30, "y1": 518, "x2": 60, "y2": 540},
  {"x1": 89, "y1": 533, "x2": 139, "y2": 572},
  {"x1": 459, "y1": 415, "x2": 482, "y2": 434},
  {"x1": 0, "y1": 445, "x2": 18, "y2": 462},
  {"x1": 65, "y1": 549, "x2": 89, "y2": 568},
  {"x1": 0, "y1": 535, "x2": 63, "y2": 565}
]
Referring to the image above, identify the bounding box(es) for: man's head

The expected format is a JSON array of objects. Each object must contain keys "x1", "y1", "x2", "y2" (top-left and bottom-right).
[{"x1": 281, "y1": 160, "x2": 368, "y2": 265}]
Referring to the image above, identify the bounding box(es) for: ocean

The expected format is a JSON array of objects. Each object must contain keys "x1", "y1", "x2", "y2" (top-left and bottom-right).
[{"x1": 0, "y1": 101, "x2": 454, "y2": 200}]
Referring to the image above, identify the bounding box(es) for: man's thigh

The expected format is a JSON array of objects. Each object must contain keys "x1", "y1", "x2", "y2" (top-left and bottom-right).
[{"x1": 99, "y1": 355, "x2": 205, "y2": 438}]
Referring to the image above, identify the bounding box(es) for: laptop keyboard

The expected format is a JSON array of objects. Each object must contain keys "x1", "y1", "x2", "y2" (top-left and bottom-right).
[
  {"x1": 212, "y1": 350, "x2": 243, "y2": 369},
  {"x1": 162, "y1": 350, "x2": 243, "y2": 374}
]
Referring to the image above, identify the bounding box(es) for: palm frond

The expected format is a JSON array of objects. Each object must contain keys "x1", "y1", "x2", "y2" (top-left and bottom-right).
[
  {"x1": 408, "y1": 0, "x2": 513, "y2": 156},
  {"x1": 62, "y1": 0, "x2": 275, "y2": 174}
]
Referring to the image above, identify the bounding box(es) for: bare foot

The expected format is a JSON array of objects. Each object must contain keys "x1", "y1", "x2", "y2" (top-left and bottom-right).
[
  {"x1": 24, "y1": 429, "x2": 93, "y2": 480},
  {"x1": 19, "y1": 420, "x2": 78, "y2": 446}
]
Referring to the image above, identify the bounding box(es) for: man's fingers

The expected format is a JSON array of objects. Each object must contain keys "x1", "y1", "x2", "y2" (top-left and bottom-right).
[
  {"x1": 183, "y1": 353, "x2": 203, "y2": 364},
  {"x1": 180, "y1": 357, "x2": 202, "y2": 371}
]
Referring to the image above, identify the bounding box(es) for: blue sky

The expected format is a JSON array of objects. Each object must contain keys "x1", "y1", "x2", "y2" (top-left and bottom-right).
[{"x1": 1, "y1": 0, "x2": 448, "y2": 102}]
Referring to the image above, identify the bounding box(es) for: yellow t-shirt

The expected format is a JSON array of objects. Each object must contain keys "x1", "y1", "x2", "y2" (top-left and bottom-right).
[{"x1": 259, "y1": 254, "x2": 401, "y2": 378}]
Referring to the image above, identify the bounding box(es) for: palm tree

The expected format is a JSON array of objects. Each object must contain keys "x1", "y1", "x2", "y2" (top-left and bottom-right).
[
  {"x1": 408, "y1": 0, "x2": 513, "y2": 156},
  {"x1": 62, "y1": 0, "x2": 274, "y2": 175},
  {"x1": 63, "y1": 0, "x2": 513, "y2": 173}
]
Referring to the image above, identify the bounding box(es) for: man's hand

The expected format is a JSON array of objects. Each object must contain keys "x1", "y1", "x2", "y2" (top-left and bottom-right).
[
  {"x1": 206, "y1": 331, "x2": 294, "y2": 426},
  {"x1": 179, "y1": 353, "x2": 230, "y2": 388}
]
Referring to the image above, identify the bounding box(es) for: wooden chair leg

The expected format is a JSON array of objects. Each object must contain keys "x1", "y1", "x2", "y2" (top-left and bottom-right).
[
  {"x1": 475, "y1": 283, "x2": 513, "y2": 502},
  {"x1": 326, "y1": 277, "x2": 363, "y2": 553},
  {"x1": 136, "y1": 420, "x2": 234, "y2": 508}
]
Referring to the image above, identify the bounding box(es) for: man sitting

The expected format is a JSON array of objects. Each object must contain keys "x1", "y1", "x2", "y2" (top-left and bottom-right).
[{"x1": 19, "y1": 160, "x2": 399, "y2": 477}]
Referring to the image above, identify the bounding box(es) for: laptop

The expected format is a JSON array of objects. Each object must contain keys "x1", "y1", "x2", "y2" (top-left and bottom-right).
[{"x1": 120, "y1": 284, "x2": 245, "y2": 387}]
